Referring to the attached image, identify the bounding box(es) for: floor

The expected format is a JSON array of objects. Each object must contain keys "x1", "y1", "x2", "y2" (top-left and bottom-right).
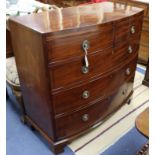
[
  {"x1": 6, "y1": 65, "x2": 148, "y2": 155},
  {"x1": 101, "y1": 128, "x2": 147, "y2": 155}
]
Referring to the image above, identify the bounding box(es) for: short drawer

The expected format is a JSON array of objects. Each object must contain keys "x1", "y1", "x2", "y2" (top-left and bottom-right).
[
  {"x1": 52, "y1": 56, "x2": 137, "y2": 115},
  {"x1": 49, "y1": 39, "x2": 138, "y2": 89},
  {"x1": 114, "y1": 12, "x2": 143, "y2": 43},
  {"x1": 129, "y1": 12, "x2": 144, "y2": 37},
  {"x1": 46, "y1": 22, "x2": 113, "y2": 62},
  {"x1": 55, "y1": 79, "x2": 133, "y2": 140}
]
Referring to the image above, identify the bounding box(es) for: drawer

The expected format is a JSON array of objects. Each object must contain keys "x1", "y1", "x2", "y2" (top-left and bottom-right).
[
  {"x1": 49, "y1": 39, "x2": 138, "y2": 89},
  {"x1": 129, "y1": 12, "x2": 144, "y2": 37},
  {"x1": 53, "y1": 56, "x2": 137, "y2": 115},
  {"x1": 46, "y1": 22, "x2": 114, "y2": 62},
  {"x1": 113, "y1": 37, "x2": 139, "y2": 64},
  {"x1": 55, "y1": 78, "x2": 134, "y2": 139},
  {"x1": 114, "y1": 12, "x2": 143, "y2": 43}
]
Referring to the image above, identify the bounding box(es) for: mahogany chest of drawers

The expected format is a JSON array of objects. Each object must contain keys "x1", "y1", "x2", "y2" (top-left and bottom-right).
[{"x1": 9, "y1": 2, "x2": 144, "y2": 154}]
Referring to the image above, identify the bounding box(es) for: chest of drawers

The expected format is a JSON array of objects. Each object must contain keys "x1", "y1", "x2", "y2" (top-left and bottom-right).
[{"x1": 9, "y1": 2, "x2": 143, "y2": 154}]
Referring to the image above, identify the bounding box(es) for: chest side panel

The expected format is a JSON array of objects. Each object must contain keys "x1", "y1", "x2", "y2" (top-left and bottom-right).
[{"x1": 9, "y1": 21, "x2": 55, "y2": 140}]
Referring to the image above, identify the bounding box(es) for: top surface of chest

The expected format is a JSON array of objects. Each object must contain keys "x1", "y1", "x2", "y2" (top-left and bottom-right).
[{"x1": 10, "y1": 2, "x2": 143, "y2": 34}]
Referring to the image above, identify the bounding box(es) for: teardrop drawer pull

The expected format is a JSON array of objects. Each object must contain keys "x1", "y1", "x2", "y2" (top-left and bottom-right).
[
  {"x1": 82, "y1": 66, "x2": 89, "y2": 74},
  {"x1": 131, "y1": 26, "x2": 135, "y2": 34},
  {"x1": 82, "y1": 114, "x2": 89, "y2": 122},
  {"x1": 82, "y1": 40, "x2": 90, "y2": 73},
  {"x1": 128, "y1": 45, "x2": 133, "y2": 54},
  {"x1": 126, "y1": 68, "x2": 131, "y2": 75},
  {"x1": 82, "y1": 90, "x2": 90, "y2": 99}
]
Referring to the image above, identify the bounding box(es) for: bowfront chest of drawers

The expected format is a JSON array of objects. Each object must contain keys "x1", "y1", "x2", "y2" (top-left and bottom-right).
[{"x1": 9, "y1": 2, "x2": 144, "y2": 154}]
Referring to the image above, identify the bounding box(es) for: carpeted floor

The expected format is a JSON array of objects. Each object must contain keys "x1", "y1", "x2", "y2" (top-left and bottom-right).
[
  {"x1": 6, "y1": 65, "x2": 148, "y2": 155},
  {"x1": 101, "y1": 128, "x2": 147, "y2": 155}
]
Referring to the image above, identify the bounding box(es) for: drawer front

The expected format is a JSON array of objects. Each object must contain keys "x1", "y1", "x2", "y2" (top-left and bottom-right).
[
  {"x1": 53, "y1": 57, "x2": 137, "y2": 115},
  {"x1": 46, "y1": 23, "x2": 114, "y2": 62},
  {"x1": 113, "y1": 37, "x2": 139, "y2": 65},
  {"x1": 49, "y1": 39, "x2": 138, "y2": 89},
  {"x1": 129, "y1": 12, "x2": 143, "y2": 37},
  {"x1": 115, "y1": 12, "x2": 143, "y2": 43},
  {"x1": 55, "y1": 78, "x2": 134, "y2": 140}
]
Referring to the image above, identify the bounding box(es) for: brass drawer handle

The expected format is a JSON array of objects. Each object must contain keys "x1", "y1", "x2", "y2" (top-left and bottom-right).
[
  {"x1": 82, "y1": 90, "x2": 90, "y2": 99},
  {"x1": 82, "y1": 40, "x2": 90, "y2": 74},
  {"x1": 128, "y1": 45, "x2": 133, "y2": 54},
  {"x1": 82, "y1": 114, "x2": 89, "y2": 122},
  {"x1": 82, "y1": 40, "x2": 90, "y2": 50},
  {"x1": 131, "y1": 26, "x2": 135, "y2": 34},
  {"x1": 126, "y1": 68, "x2": 131, "y2": 75},
  {"x1": 82, "y1": 66, "x2": 89, "y2": 74}
]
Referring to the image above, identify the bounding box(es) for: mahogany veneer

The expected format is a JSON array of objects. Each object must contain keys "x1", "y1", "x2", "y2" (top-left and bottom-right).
[{"x1": 9, "y1": 2, "x2": 144, "y2": 154}]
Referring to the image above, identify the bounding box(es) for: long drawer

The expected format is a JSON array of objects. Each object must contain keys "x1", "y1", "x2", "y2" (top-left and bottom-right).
[
  {"x1": 46, "y1": 22, "x2": 114, "y2": 62},
  {"x1": 49, "y1": 38, "x2": 138, "y2": 89},
  {"x1": 55, "y1": 76, "x2": 134, "y2": 140},
  {"x1": 52, "y1": 56, "x2": 137, "y2": 115}
]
